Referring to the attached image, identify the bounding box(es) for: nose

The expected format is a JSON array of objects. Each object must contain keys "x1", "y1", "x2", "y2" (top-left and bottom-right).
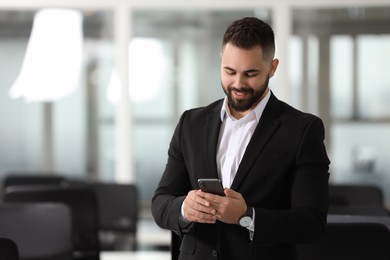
[{"x1": 233, "y1": 74, "x2": 246, "y2": 89}]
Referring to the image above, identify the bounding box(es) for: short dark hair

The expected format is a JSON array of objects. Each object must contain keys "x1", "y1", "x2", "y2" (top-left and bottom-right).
[{"x1": 222, "y1": 17, "x2": 275, "y2": 61}]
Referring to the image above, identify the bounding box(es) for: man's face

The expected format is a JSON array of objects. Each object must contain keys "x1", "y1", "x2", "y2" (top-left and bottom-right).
[{"x1": 220, "y1": 43, "x2": 278, "y2": 118}]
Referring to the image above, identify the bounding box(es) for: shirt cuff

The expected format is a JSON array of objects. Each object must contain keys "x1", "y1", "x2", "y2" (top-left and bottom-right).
[
  {"x1": 179, "y1": 202, "x2": 193, "y2": 233},
  {"x1": 247, "y1": 207, "x2": 255, "y2": 240}
]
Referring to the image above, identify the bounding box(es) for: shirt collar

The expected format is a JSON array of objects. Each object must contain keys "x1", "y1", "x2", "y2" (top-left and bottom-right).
[{"x1": 220, "y1": 89, "x2": 271, "y2": 123}]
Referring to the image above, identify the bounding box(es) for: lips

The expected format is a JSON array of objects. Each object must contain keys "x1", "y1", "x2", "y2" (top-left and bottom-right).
[{"x1": 232, "y1": 90, "x2": 250, "y2": 99}]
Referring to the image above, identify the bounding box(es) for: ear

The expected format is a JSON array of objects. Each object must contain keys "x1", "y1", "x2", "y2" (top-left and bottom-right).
[{"x1": 268, "y1": 58, "x2": 279, "y2": 78}]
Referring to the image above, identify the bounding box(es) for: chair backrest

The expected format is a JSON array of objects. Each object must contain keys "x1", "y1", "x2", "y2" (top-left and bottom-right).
[
  {"x1": 3, "y1": 174, "x2": 66, "y2": 188},
  {"x1": 3, "y1": 185, "x2": 100, "y2": 260},
  {"x1": 326, "y1": 214, "x2": 390, "y2": 229},
  {"x1": 0, "y1": 203, "x2": 72, "y2": 260},
  {"x1": 329, "y1": 184, "x2": 384, "y2": 207},
  {"x1": 297, "y1": 215, "x2": 390, "y2": 260},
  {"x1": 92, "y1": 183, "x2": 138, "y2": 232},
  {"x1": 0, "y1": 237, "x2": 19, "y2": 260},
  {"x1": 92, "y1": 182, "x2": 138, "y2": 250}
]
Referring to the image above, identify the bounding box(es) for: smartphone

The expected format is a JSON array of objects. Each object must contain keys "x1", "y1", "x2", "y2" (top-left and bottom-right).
[{"x1": 197, "y1": 178, "x2": 225, "y2": 196}]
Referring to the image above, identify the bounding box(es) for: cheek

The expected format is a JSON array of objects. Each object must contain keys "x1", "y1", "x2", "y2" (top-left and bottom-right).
[
  {"x1": 221, "y1": 75, "x2": 232, "y2": 87},
  {"x1": 251, "y1": 77, "x2": 266, "y2": 88}
]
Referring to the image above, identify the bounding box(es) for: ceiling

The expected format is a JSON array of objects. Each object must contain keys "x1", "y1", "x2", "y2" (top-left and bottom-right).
[{"x1": 0, "y1": 7, "x2": 389, "y2": 39}]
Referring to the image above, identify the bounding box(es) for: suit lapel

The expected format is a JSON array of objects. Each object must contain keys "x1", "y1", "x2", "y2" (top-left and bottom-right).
[
  {"x1": 230, "y1": 93, "x2": 282, "y2": 190},
  {"x1": 205, "y1": 101, "x2": 223, "y2": 178}
]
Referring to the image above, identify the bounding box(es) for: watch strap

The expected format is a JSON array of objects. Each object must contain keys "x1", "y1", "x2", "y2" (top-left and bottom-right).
[{"x1": 246, "y1": 206, "x2": 253, "y2": 218}]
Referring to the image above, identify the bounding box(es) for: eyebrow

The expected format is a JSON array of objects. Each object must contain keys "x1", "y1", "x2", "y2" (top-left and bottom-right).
[{"x1": 223, "y1": 66, "x2": 260, "y2": 74}]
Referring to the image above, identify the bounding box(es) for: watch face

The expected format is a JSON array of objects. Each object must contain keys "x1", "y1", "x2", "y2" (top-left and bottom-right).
[{"x1": 239, "y1": 216, "x2": 252, "y2": 227}]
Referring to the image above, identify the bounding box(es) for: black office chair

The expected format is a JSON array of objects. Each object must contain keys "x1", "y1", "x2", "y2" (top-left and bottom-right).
[
  {"x1": 4, "y1": 185, "x2": 100, "y2": 260},
  {"x1": 329, "y1": 184, "x2": 384, "y2": 207},
  {"x1": 329, "y1": 184, "x2": 389, "y2": 216},
  {"x1": 3, "y1": 174, "x2": 66, "y2": 188},
  {"x1": 1, "y1": 174, "x2": 67, "y2": 200},
  {"x1": 0, "y1": 237, "x2": 19, "y2": 260},
  {"x1": 92, "y1": 182, "x2": 138, "y2": 251},
  {"x1": 297, "y1": 214, "x2": 390, "y2": 260},
  {"x1": 0, "y1": 203, "x2": 72, "y2": 260}
]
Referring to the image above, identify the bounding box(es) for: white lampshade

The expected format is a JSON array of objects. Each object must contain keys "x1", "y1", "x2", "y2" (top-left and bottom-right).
[{"x1": 9, "y1": 8, "x2": 83, "y2": 102}]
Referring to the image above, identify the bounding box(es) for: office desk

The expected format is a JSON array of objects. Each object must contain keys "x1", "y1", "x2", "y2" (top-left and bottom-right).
[{"x1": 101, "y1": 251, "x2": 170, "y2": 260}]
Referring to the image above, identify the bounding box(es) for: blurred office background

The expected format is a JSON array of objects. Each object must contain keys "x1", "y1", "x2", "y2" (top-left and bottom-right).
[{"x1": 1, "y1": 0, "x2": 390, "y2": 253}]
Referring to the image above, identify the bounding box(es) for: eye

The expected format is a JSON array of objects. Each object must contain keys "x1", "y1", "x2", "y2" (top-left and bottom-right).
[
  {"x1": 225, "y1": 69, "x2": 236, "y2": 75},
  {"x1": 246, "y1": 72, "x2": 258, "y2": 77},
  {"x1": 245, "y1": 70, "x2": 260, "y2": 77}
]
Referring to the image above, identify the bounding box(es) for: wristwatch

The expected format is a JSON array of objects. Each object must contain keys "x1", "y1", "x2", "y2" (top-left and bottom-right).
[{"x1": 239, "y1": 206, "x2": 253, "y2": 227}]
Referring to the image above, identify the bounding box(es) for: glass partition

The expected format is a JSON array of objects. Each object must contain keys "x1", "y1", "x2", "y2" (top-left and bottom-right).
[
  {"x1": 0, "y1": 9, "x2": 113, "y2": 179},
  {"x1": 292, "y1": 7, "x2": 390, "y2": 205}
]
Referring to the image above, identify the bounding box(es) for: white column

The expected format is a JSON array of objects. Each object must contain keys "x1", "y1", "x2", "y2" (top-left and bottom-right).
[
  {"x1": 317, "y1": 35, "x2": 331, "y2": 150},
  {"x1": 272, "y1": 4, "x2": 292, "y2": 103},
  {"x1": 43, "y1": 102, "x2": 53, "y2": 173},
  {"x1": 114, "y1": 5, "x2": 134, "y2": 183}
]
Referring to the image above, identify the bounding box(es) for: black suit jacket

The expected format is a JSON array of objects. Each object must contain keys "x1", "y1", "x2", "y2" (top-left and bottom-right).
[{"x1": 152, "y1": 92, "x2": 330, "y2": 260}]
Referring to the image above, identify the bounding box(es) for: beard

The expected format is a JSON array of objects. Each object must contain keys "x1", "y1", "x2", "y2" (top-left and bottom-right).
[{"x1": 222, "y1": 76, "x2": 269, "y2": 112}]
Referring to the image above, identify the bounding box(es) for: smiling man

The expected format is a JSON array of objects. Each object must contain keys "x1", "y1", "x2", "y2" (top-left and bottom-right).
[{"x1": 152, "y1": 17, "x2": 330, "y2": 260}]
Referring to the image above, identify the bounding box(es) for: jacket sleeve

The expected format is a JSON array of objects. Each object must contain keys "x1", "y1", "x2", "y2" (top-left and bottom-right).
[
  {"x1": 252, "y1": 116, "x2": 330, "y2": 246},
  {"x1": 151, "y1": 111, "x2": 193, "y2": 236}
]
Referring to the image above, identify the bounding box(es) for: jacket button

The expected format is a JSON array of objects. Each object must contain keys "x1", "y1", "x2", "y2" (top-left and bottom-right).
[{"x1": 212, "y1": 250, "x2": 218, "y2": 257}]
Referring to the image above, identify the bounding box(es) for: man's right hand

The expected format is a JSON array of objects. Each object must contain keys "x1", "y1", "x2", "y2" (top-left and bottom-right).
[{"x1": 182, "y1": 189, "x2": 218, "y2": 224}]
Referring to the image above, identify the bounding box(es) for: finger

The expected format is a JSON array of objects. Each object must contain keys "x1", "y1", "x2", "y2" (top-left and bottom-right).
[
  {"x1": 193, "y1": 190, "x2": 215, "y2": 207},
  {"x1": 224, "y1": 188, "x2": 238, "y2": 198},
  {"x1": 184, "y1": 205, "x2": 217, "y2": 223},
  {"x1": 198, "y1": 190, "x2": 224, "y2": 204},
  {"x1": 184, "y1": 195, "x2": 216, "y2": 215},
  {"x1": 189, "y1": 200, "x2": 216, "y2": 215}
]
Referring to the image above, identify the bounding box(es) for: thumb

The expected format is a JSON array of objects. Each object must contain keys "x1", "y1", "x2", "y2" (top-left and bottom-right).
[{"x1": 224, "y1": 188, "x2": 238, "y2": 198}]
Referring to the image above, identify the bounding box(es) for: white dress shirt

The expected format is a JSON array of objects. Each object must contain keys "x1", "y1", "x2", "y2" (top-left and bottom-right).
[{"x1": 216, "y1": 90, "x2": 271, "y2": 238}]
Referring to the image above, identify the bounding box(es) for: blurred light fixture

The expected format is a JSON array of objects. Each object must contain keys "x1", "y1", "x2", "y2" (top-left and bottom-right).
[{"x1": 9, "y1": 8, "x2": 83, "y2": 102}]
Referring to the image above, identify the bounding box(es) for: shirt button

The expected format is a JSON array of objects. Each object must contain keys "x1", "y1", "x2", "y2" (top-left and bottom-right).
[{"x1": 212, "y1": 249, "x2": 218, "y2": 257}]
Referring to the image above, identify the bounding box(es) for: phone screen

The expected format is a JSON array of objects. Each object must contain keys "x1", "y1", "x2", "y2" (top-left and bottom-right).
[{"x1": 197, "y1": 178, "x2": 225, "y2": 196}]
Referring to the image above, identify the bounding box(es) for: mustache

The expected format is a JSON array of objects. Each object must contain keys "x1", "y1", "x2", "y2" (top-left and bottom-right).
[{"x1": 229, "y1": 87, "x2": 254, "y2": 94}]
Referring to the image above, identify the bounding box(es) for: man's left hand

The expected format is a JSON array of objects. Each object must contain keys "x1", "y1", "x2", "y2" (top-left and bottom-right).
[{"x1": 199, "y1": 188, "x2": 247, "y2": 224}]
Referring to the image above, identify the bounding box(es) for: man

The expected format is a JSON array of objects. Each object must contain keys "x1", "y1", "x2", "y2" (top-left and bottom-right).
[{"x1": 152, "y1": 17, "x2": 330, "y2": 260}]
